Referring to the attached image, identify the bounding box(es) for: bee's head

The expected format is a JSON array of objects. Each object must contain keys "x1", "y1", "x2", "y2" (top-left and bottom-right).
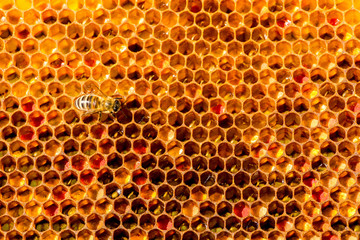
[{"x1": 113, "y1": 98, "x2": 122, "y2": 113}]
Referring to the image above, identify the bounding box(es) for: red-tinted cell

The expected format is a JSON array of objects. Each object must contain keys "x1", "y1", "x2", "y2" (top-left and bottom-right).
[
  {"x1": 132, "y1": 169, "x2": 147, "y2": 185},
  {"x1": 234, "y1": 202, "x2": 250, "y2": 218},
  {"x1": 85, "y1": 59, "x2": 96, "y2": 67},
  {"x1": 303, "y1": 176, "x2": 316, "y2": 187},
  {"x1": 323, "y1": 234, "x2": 339, "y2": 240},
  {"x1": 99, "y1": 139, "x2": 114, "y2": 154},
  {"x1": 91, "y1": 124, "x2": 106, "y2": 139},
  {"x1": 29, "y1": 111, "x2": 45, "y2": 127},
  {"x1": 90, "y1": 154, "x2": 106, "y2": 169},
  {"x1": 54, "y1": 157, "x2": 70, "y2": 171},
  {"x1": 294, "y1": 74, "x2": 308, "y2": 84},
  {"x1": 133, "y1": 140, "x2": 148, "y2": 155},
  {"x1": 277, "y1": 19, "x2": 291, "y2": 28},
  {"x1": 80, "y1": 170, "x2": 95, "y2": 185},
  {"x1": 351, "y1": 102, "x2": 360, "y2": 113},
  {"x1": 276, "y1": 219, "x2": 292, "y2": 231},
  {"x1": 44, "y1": 204, "x2": 59, "y2": 216},
  {"x1": 72, "y1": 156, "x2": 86, "y2": 171},
  {"x1": 22, "y1": 101, "x2": 35, "y2": 112},
  {"x1": 329, "y1": 18, "x2": 340, "y2": 26},
  {"x1": 312, "y1": 188, "x2": 328, "y2": 202},
  {"x1": 191, "y1": 5, "x2": 201, "y2": 13},
  {"x1": 157, "y1": 215, "x2": 172, "y2": 230},
  {"x1": 189, "y1": 0, "x2": 201, "y2": 13},
  {"x1": 295, "y1": 158, "x2": 310, "y2": 172},
  {"x1": 355, "y1": 104, "x2": 360, "y2": 112},
  {"x1": 176, "y1": 158, "x2": 190, "y2": 171},
  {"x1": 211, "y1": 104, "x2": 225, "y2": 114},
  {"x1": 84, "y1": 53, "x2": 99, "y2": 67},
  {"x1": 19, "y1": 126, "x2": 35, "y2": 141},
  {"x1": 52, "y1": 186, "x2": 67, "y2": 201}
]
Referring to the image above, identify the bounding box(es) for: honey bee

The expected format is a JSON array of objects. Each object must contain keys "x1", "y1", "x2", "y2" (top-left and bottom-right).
[{"x1": 75, "y1": 83, "x2": 123, "y2": 119}]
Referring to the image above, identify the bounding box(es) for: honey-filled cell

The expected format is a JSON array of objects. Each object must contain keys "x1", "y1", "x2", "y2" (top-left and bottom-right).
[{"x1": 0, "y1": 0, "x2": 358, "y2": 237}]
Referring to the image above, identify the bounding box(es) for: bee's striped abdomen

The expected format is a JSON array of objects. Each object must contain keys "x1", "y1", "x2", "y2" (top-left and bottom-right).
[{"x1": 75, "y1": 95, "x2": 99, "y2": 111}]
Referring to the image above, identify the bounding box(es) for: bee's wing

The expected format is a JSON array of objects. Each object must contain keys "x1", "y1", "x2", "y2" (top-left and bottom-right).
[{"x1": 83, "y1": 81, "x2": 108, "y2": 97}]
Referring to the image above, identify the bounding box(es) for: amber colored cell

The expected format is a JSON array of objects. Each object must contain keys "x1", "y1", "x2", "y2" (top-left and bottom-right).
[
  {"x1": 6, "y1": 9, "x2": 21, "y2": 25},
  {"x1": 39, "y1": 65, "x2": 55, "y2": 82},
  {"x1": 92, "y1": 37, "x2": 108, "y2": 53},
  {"x1": 0, "y1": 53, "x2": 12, "y2": 70},
  {"x1": 64, "y1": 82, "x2": 81, "y2": 97},
  {"x1": 0, "y1": 0, "x2": 358, "y2": 238},
  {"x1": 30, "y1": 54, "x2": 45, "y2": 70},
  {"x1": 24, "y1": 10, "x2": 39, "y2": 25},
  {"x1": 5, "y1": 38, "x2": 20, "y2": 54},
  {"x1": 3, "y1": 96, "x2": 19, "y2": 113}
]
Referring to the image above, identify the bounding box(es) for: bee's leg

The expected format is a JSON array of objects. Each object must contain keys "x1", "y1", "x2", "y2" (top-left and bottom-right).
[
  {"x1": 98, "y1": 111, "x2": 102, "y2": 121},
  {"x1": 81, "y1": 111, "x2": 95, "y2": 118}
]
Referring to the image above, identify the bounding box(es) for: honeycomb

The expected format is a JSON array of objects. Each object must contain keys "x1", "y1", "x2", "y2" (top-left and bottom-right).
[{"x1": 1, "y1": 0, "x2": 360, "y2": 239}]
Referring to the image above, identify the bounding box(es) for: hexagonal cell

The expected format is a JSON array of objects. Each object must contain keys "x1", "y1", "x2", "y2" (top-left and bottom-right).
[
  {"x1": 25, "y1": 200, "x2": 41, "y2": 217},
  {"x1": 16, "y1": 215, "x2": 31, "y2": 232},
  {"x1": 34, "y1": 185, "x2": 51, "y2": 202},
  {"x1": 17, "y1": 186, "x2": 33, "y2": 203},
  {"x1": 74, "y1": 199, "x2": 92, "y2": 216},
  {"x1": 0, "y1": 0, "x2": 358, "y2": 236}
]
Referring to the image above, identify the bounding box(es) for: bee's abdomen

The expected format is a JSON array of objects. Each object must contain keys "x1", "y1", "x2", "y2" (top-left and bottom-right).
[{"x1": 75, "y1": 95, "x2": 98, "y2": 111}]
